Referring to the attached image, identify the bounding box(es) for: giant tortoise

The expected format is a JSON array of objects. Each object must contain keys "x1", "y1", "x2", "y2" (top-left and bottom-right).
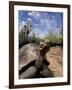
[{"x1": 19, "y1": 43, "x2": 52, "y2": 79}]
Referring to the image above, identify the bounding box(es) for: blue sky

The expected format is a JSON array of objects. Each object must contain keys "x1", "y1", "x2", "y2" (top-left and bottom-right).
[{"x1": 18, "y1": 10, "x2": 63, "y2": 38}]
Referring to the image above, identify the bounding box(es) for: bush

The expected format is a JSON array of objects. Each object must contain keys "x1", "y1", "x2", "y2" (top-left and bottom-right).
[
  {"x1": 44, "y1": 32, "x2": 63, "y2": 46},
  {"x1": 29, "y1": 36, "x2": 42, "y2": 44},
  {"x1": 19, "y1": 31, "x2": 29, "y2": 48},
  {"x1": 19, "y1": 31, "x2": 42, "y2": 48}
]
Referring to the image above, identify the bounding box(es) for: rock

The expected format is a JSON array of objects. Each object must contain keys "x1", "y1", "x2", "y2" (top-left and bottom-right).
[{"x1": 19, "y1": 66, "x2": 37, "y2": 79}]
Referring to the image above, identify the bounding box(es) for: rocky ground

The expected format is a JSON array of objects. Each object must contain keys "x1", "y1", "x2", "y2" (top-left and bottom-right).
[{"x1": 46, "y1": 46, "x2": 63, "y2": 77}]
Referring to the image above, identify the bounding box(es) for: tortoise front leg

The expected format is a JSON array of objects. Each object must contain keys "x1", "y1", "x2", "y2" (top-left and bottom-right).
[{"x1": 40, "y1": 64, "x2": 54, "y2": 77}]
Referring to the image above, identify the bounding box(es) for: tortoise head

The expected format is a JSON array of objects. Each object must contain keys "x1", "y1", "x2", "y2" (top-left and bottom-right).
[{"x1": 39, "y1": 39, "x2": 50, "y2": 56}]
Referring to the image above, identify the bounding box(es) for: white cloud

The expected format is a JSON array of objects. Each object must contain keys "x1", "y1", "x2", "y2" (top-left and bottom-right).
[
  {"x1": 54, "y1": 27, "x2": 62, "y2": 35},
  {"x1": 28, "y1": 11, "x2": 41, "y2": 20},
  {"x1": 34, "y1": 24, "x2": 38, "y2": 26},
  {"x1": 40, "y1": 17, "x2": 57, "y2": 31},
  {"x1": 40, "y1": 19, "x2": 43, "y2": 23},
  {"x1": 40, "y1": 19, "x2": 49, "y2": 24},
  {"x1": 46, "y1": 23, "x2": 50, "y2": 26},
  {"x1": 19, "y1": 18, "x2": 33, "y2": 31},
  {"x1": 21, "y1": 21, "x2": 25, "y2": 25},
  {"x1": 28, "y1": 12, "x2": 62, "y2": 37},
  {"x1": 18, "y1": 21, "x2": 26, "y2": 31},
  {"x1": 27, "y1": 18, "x2": 32, "y2": 21},
  {"x1": 28, "y1": 12, "x2": 32, "y2": 16}
]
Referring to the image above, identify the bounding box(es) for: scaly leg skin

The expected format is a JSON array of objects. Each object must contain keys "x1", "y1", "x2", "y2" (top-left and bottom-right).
[{"x1": 40, "y1": 64, "x2": 54, "y2": 78}]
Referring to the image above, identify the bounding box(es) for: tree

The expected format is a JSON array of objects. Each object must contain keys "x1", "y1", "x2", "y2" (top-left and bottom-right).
[{"x1": 24, "y1": 20, "x2": 32, "y2": 38}]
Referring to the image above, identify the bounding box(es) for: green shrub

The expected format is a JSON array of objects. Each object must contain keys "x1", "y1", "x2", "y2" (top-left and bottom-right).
[
  {"x1": 44, "y1": 32, "x2": 63, "y2": 45},
  {"x1": 19, "y1": 31, "x2": 42, "y2": 48},
  {"x1": 19, "y1": 31, "x2": 29, "y2": 48},
  {"x1": 29, "y1": 36, "x2": 42, "y2": 44}
]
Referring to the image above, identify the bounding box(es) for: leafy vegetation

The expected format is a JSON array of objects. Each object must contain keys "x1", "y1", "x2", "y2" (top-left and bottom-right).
[
  {"x1": 19, "y1": 30, "x2": 28, "y2": 48},
  {"x1": 44, "y1": 29, "x2": 63, "y2": 46},
  {"x1": 19, "y1": 31, "x2": 42, "y2": 48}
]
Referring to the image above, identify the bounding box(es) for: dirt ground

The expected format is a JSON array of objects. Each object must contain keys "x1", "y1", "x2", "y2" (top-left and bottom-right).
[{"x1": 46, "y1": 46, "x2": 63, "y2": 77}]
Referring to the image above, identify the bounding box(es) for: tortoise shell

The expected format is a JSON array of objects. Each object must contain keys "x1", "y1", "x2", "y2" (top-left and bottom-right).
[{"x1": 19, "y1": 43, "x2": 41, "y2": 71}]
